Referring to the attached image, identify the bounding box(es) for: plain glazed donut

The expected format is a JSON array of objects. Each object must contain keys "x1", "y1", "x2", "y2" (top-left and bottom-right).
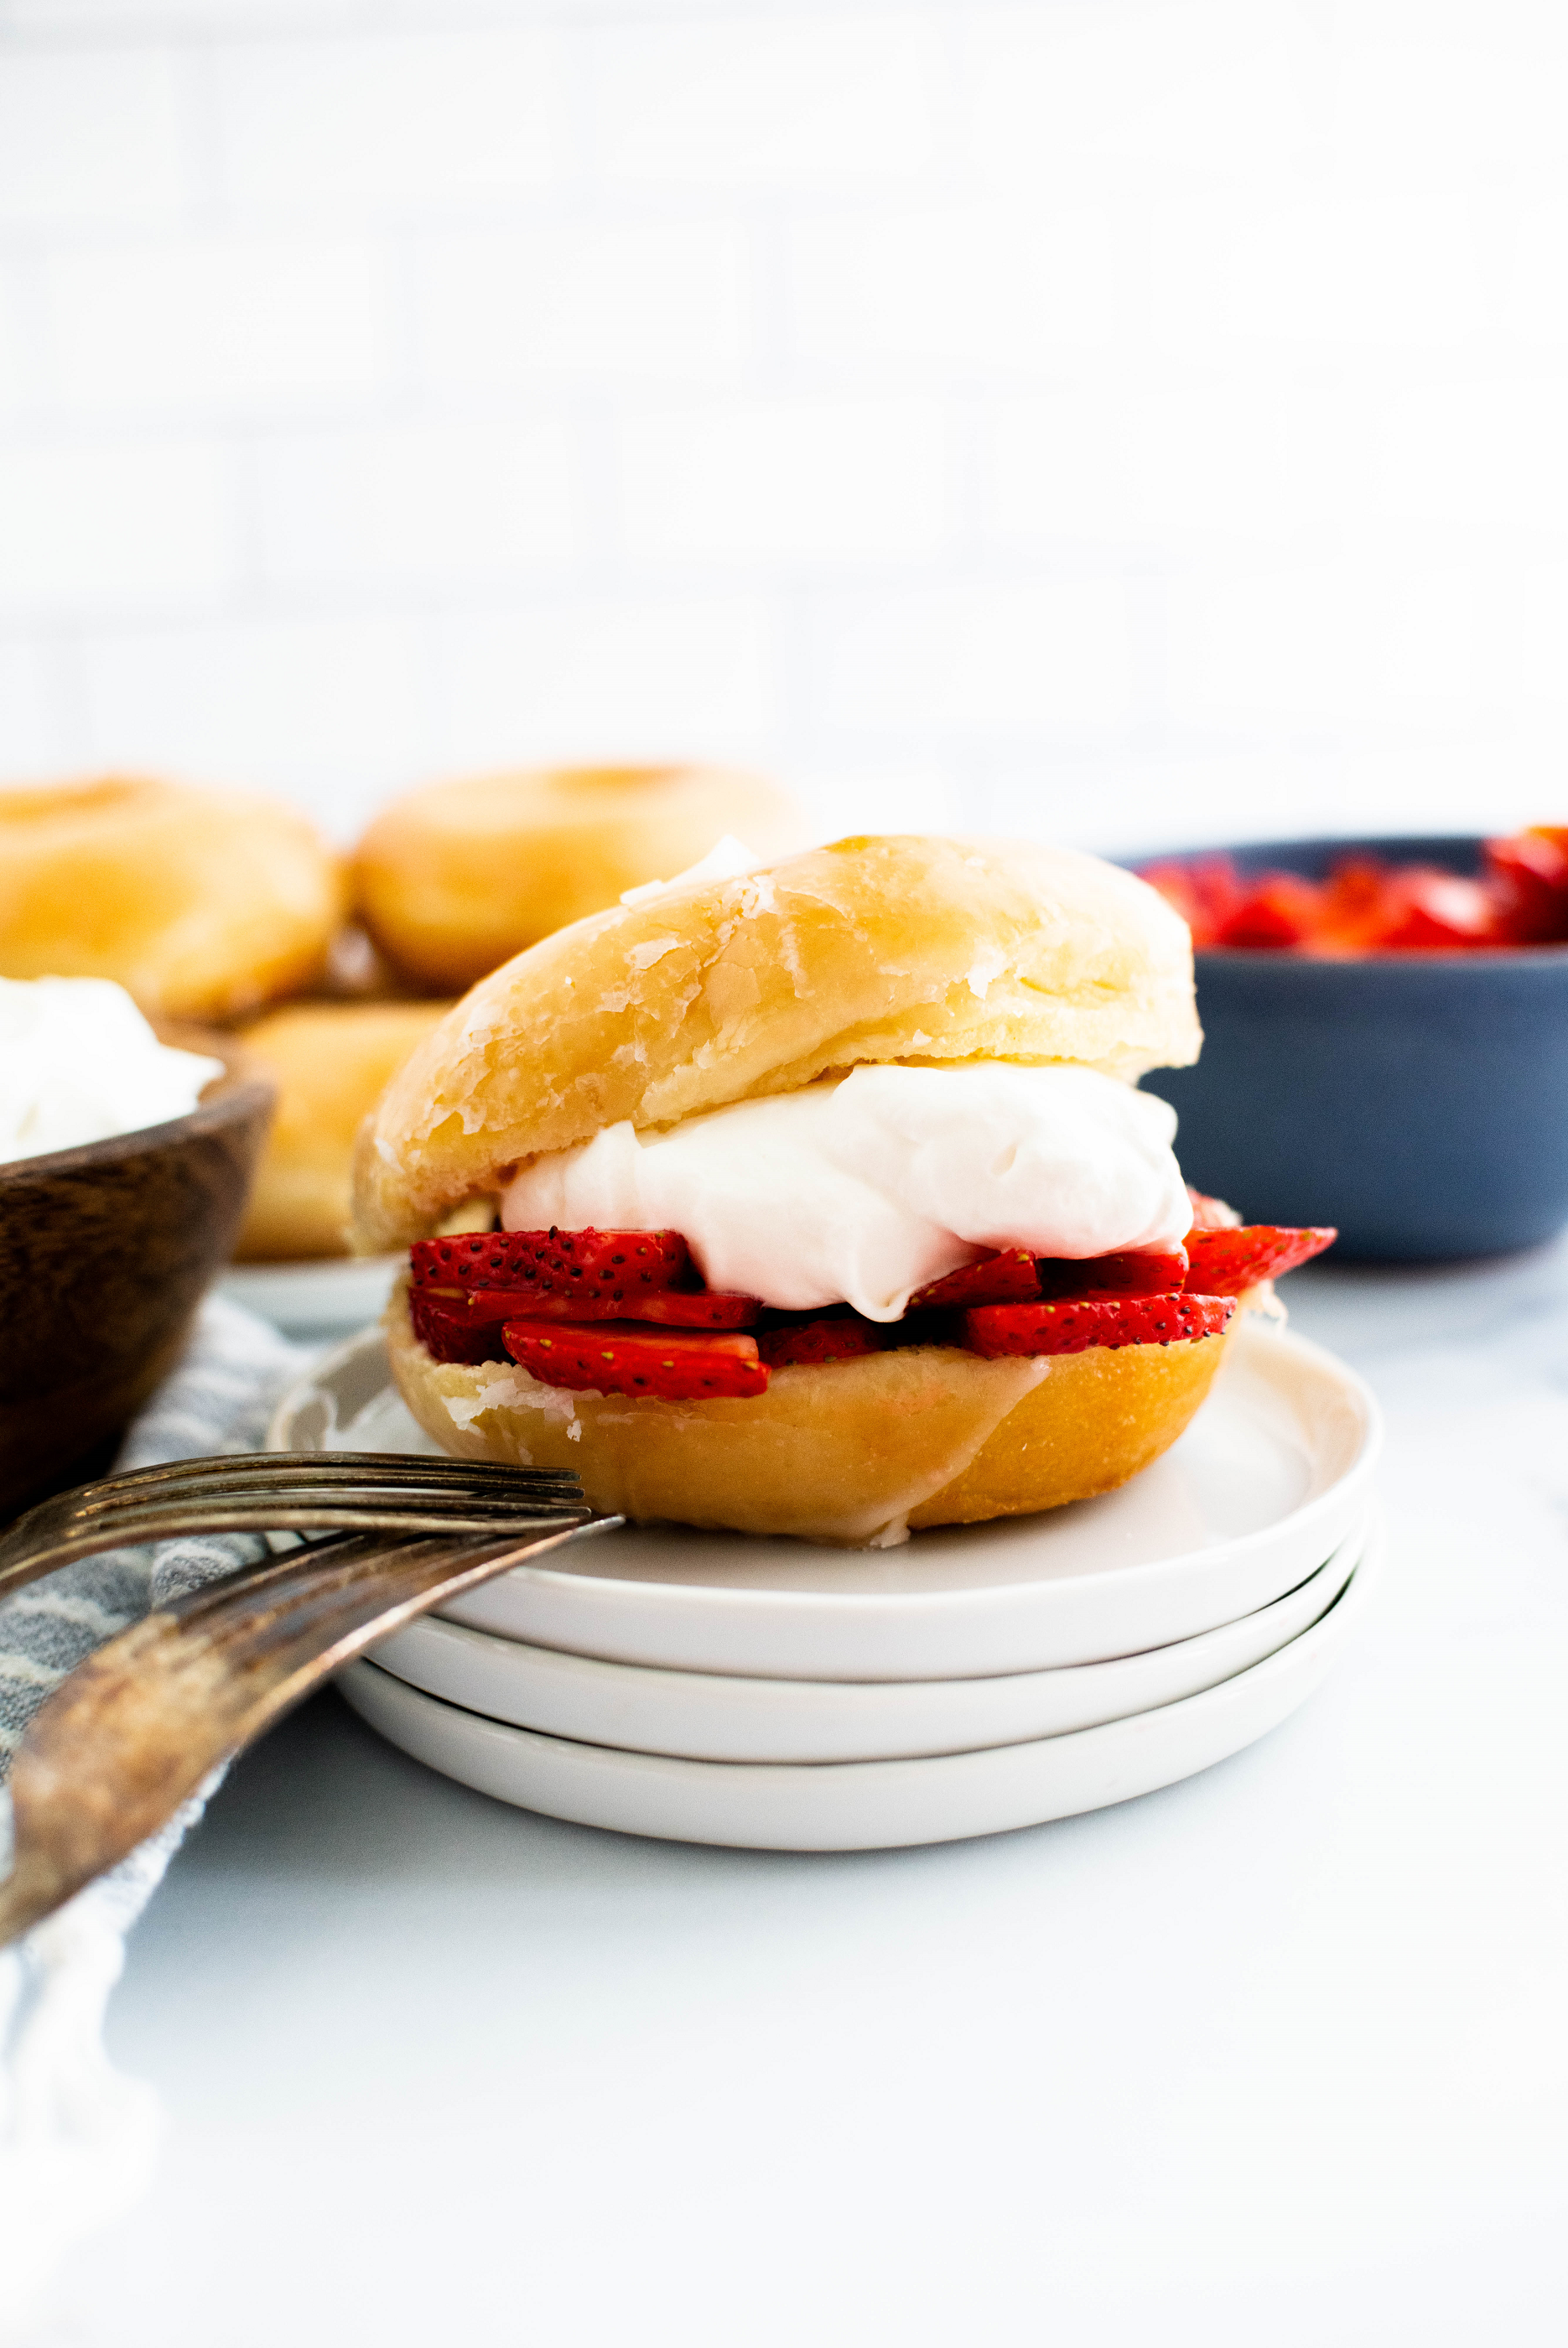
[
  {"x1": 234, "y1": 1000, "x2": 454, "y2": 1260},
  {"x1": 351, "y1": 834, "x2": 1201, "y2": 1254},
  {"x1": 351, "y1": 762, "x2": 803, "y2": 991},
  {"x1": 0, "y1": 776, "x2": 343, "y2": 1021},
  {"x1": 386, "y1": 1275, "x2": 1233, "y2": 1545}
]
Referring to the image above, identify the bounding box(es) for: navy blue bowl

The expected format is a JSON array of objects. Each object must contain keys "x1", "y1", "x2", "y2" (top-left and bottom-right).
[{"x1": 1128, "y1": 834, "x2": 1568, "y2": 1262}]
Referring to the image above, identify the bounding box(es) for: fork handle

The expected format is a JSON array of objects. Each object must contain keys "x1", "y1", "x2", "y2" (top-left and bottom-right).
[{"x1": 0, "y1": 1513, "x2": 621, "y2": 1950}]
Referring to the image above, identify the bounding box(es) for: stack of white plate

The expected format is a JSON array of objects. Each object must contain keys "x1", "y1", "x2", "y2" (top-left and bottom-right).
[{"x1": 270, "y1": 1321, "x2": 1382, "y2": 1852}]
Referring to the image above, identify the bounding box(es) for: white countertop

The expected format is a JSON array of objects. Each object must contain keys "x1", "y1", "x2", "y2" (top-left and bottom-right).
[{"x1": 55, "y1": 1244, "x2": 1568, "y2": 2347}]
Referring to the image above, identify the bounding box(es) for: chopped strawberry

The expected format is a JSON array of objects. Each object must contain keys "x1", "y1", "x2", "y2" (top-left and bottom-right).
[
  {"x1": 757, "y1": 1313, "x2": 885, "y2": 1367},
  {"x1": 1485, "y1": 830, "x2": 1568, "y2": 944},
  {"x1": 410, "y1": 1227, "x2": 689, "y2": 1298},
  {"x1": 1140, "y1": 856, "x2": 1246, "y2": 948},
  {"x1": 409, "y1": 1291, "x2": 509, "y2": 1364},
  {"x1": 1361, "y1": 868, "x2": 1503, "y2": 951},
  {"x1": 1142, "y1": 830, "x2": 1568, "y2": 958},
  {"x1": 1216, "y1": 874, "x2": 1326, "y2": 949},
  {"x1": 1186, "y1": 1187, "x2": 1243, "y2": 1231},
  {"x1": 1319, "y1": 855, "x2": 1390, "y2": 944},
  {"x1": 502, "y1": 1320, "x2": 767, "y2": 1400},
  {"x1": 1036, "y1": 1248, "x2": 1188, "y2": 1298},
  {"x1": 910, "y1": 1249, "x2": 1040, "y2": 1309},
  {"x1": 964, "y1": 1292, "x2": 1235, "y2": 1358},
  {"x1": 1184, "y1": 1224, "x2": 1336, "y2": 1294}
]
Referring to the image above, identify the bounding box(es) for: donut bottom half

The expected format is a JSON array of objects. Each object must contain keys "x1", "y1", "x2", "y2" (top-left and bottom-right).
[{"x1": 387, "y1": 1281, "x2": 1232, "y2": 1547}]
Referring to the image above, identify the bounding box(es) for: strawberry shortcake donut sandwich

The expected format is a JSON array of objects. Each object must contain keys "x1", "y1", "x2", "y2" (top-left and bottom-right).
[{"x1": 352, "y1": 834, "x2": 1333, "y2": 1545}]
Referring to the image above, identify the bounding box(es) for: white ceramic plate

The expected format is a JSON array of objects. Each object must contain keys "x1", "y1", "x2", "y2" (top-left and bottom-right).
[
  {"x1": 221, "y1": 1255, "x2": 401, "y2": 1336},
  {"x1": 271, "y1": 1321, "x2": 1381, "y2": 1680},
  {"x1": 338, "y1": 1525, "x2": 1382, "y2": 1852},
  {"x1": 367, "y1": 1514, "x2": 1371, "y2": 1764}
]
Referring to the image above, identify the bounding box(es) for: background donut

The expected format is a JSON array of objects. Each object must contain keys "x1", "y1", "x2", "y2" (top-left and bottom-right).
[
  {"x1": 0, "y1": 775, "x2": 343, "y2": 1023},
  {"x1": 351, "y1": 761, "x2": 803, "y2": 991},
  {"x1": 233, "y1": 1000, "x2": 454, "y2": 1261}
]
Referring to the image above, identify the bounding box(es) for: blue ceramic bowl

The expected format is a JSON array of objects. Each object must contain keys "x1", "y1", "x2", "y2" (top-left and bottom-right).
[{"x1": 1129, "y1": 834, "x2": 1568, "y2": 1261}]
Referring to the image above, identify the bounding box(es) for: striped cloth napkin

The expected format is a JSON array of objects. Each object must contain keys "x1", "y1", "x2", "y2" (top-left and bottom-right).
[{"x1": 0, "y1": 1296, "x2": 308, "y2": 2334}]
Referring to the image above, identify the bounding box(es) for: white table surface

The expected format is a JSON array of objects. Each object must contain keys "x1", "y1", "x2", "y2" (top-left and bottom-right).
[{"x1": 55, "y1": 1244, "x2": 1568, "y2": 2347}]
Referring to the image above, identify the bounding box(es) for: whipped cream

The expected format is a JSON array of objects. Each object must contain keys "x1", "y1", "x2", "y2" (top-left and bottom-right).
[
  {"x1": 0, "y1": 977, "x2": 225, "y2": 1166},
  {"x1": 501, "y1": 1062, "x2": 1192, "y2": 1321}
]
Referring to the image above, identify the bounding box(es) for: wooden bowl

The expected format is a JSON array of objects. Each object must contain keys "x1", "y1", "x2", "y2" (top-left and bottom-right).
[{"x1": 0, "y1": 1032, "x2": 274, "y2": 1518}]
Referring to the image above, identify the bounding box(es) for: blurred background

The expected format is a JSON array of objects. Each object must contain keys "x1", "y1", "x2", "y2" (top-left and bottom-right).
[{"x1": 2, "y1": 0, "x2": 1566, "y2": 855}]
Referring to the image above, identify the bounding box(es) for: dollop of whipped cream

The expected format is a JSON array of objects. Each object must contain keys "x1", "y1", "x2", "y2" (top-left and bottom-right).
[
  {"x1": 501, "y1": 1062, "x2": 1192, "y2": 1321},
  {"x1": 0, "y1": 976, "x2": 225, "y2": 1166}
]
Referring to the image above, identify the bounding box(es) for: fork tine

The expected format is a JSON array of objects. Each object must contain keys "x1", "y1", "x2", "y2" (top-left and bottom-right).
[
  {"x1": 7, "y1": 1455, "x2": 579, "y2": 1535},
  {"x1": 75, "y1": 1450, "x2": 579, "y2": 1489},
  {"x1": 78, "y1": 1451, "x2": 578, "y2": 1491},
  {"x1": 0, "y1": 1454, "x2": 589, "y2": 1599},
  {"x1": 13, "y1": 1452, "x2": 580, "y2": 1526},
  {"x1": 0, "y1": 1511, "x2": 620, "y2": 1949},
  {"x1": 0, "y1": 1498, "x2": 594, "y2": 1591}
]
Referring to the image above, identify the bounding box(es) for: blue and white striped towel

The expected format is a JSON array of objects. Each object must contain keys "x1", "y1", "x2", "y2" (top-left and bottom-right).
[{"x1": 0, "y1": 1297, "x2": 308, "y2": 2334}]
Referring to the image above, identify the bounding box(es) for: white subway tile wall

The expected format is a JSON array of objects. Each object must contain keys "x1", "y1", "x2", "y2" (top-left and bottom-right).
[{"x1": 0, "y1": 0, "x2": 1562, "y2": 849}]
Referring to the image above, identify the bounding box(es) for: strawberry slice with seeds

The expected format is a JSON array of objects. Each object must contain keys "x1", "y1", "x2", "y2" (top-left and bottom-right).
[
  {"x1": 454, "y1": 1286, "x2": 759, "y2": 1331},
  {"x1": 1036, "y1": 1248, "x2": 1188, "y2": 1298},
  {"x1": 503, "y1": 1320, "x2": 767, "y2": 1400},
  {"x1": 963, "y1": 1292, "x2": 1235, "y2": 1358},
  {"x1": 1186, "y1": 1187, "x2": 1243, "y2": 1231},
  {"x1": 409, "y1": 1291, "x2": 510, "y2": 1365},
  {"x1": 757, "y1": 1313, "x2": 885, "y2": 1367},
  {"x1": 410, "y1": 1227, "x2": 689, "y2": 1297},
  {"x1": 1183, "y1": 1225, "x2": 1336, "y2": 1295},
  {"x1": 910, "y1": 1249, "x2": 1041, "y2": 1309}
]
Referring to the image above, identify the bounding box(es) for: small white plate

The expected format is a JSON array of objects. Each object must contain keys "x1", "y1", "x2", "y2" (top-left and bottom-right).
[
  {"x1": 271, "y1": 1320, "x2": 1381, "y2": 1680},
  {"x1": 221, "y1": 1255, "x2": 402, "y2": 1336},
  {"x1": 368, "y1": 1516, "x2": 1370, "y2": 1764},
  {"x1": 338, "y1": 1527, "x2": 1381, "y2": 1852}
]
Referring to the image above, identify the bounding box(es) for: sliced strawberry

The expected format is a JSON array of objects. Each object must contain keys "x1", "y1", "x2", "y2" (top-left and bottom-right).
[
  {"x1": 503, "y1": 1320, "x2": 767, "y2": 1400},
  {"x1": 964, "y1": 1292, "x2": 1235, "y2": 1358},
  {"x1": 910, "y1": 1249, "x2": 1041, "y2": 1309},
  {"x1": 1186, "y1": 1187, "x2": 1243, "y2": 1231},
  {"x1": 1036, "y1": 1248, "x2": 1187, "y2": 1298},
  {"x1": 757, "y1": 1313, "x2": 885, "y2": 1368},
  {"x1": 409, "y1": 1291, "x2": 509, "y2": 1365},
  {"x1": 436, "y1": 1285, "x2": 759, "y2": 1331},
  {"x1": 410, "y1": 1227, "x2": 689, "y2": 1298},
  {"x1": 1183, "y1": 1224, "x2": 1336, "y2": 1294}
]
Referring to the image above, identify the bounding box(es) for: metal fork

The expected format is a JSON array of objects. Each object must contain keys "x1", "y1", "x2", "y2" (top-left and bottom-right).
[
  {"x1": 0, "y1": 1450, "x2": 591, "y2": 1599},
  {"x1": 0, "y1": 1506, "x2": 621, "y2": 1949}
]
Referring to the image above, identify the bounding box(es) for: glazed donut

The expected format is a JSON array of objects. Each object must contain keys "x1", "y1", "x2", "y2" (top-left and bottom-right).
[
  {"x1": 387, "y1": 1275, "x2": 1231, "y2": 1545},
  {"x1": 355, "y1": 833, "x2": 1224, "y2": 1544},
  {"x1": 234, "y1": 1000, "x2": 454, "y2": 1260},
  {"x1": 352, "y1": 762, "x2": 802, "y2": 991},
  {"x1": 0, "y1": 775, "x2": 343, "y2": 1022},
  {"x1": 352, "y1": 833, "x2": 1201, "y2": 1253}
]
